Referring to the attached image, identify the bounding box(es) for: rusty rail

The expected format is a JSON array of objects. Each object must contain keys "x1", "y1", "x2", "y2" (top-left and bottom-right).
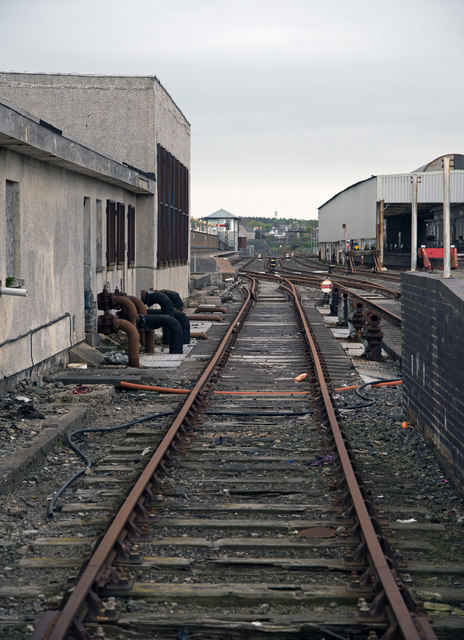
[
  {"x1": 280, "y1": 277, "x2": 436, "y2": 640},
  {"x1": 31, "y1": 281, "x2": 257, "y2": 640},
  {"x1": 240, "y1": 266, "x2": 402, "y2": 327},
  {"x1": 31, "y1": 274, "x2": 435, "y2": 639}
]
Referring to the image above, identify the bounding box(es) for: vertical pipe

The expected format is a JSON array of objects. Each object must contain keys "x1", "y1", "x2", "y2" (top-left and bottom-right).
[
  {"x1": 114, "y1": 318, "x2": 140, "y2": 367},
  {"x1": 379, "y1": 199, "x2": 384, "y2": 268},
  {"x1": 411, "y1": 175, "x2": 418, "y2": 271},
  {"x1": 443, "y1": 157, "x2": 451, "y2": 278}
]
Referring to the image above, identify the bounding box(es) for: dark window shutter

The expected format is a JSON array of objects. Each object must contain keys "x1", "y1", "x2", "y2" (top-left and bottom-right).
[
  {"x1": 128, "y1": 205, "x2": 135, "y2": 266},
  {"x1": 157, "y1": 144, "x2": 189, "y2": 267},
  {"x1": 117, "y1": 203, "x2": 125, "y2": 266},
  {"x1": 106, "y1": 200, "x2": 116, "y2": 267}
]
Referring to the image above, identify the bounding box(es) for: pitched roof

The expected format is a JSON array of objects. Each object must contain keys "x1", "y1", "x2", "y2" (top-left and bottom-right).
[{"x1": 203, "y1": 208, "x2": 240, "y2": 220}]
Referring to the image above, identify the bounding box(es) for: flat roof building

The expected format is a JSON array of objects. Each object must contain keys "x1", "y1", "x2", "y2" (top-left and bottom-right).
[
  {"x1": 318, "y1": 154, "x2": 464, "y2": 267},
  {"x1": 0, "y1": 72, "x2": 191, "y2": 296},
  {"x1": 0, "y1": 72, "x2": 190, "y2": 389}
]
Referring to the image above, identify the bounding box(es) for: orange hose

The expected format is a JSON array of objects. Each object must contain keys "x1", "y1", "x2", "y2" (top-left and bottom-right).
[
  {"x1": 120, "y1": 381, "x2": 190, "y2": 394},
  {"x1": 120, "y1": 381, "x2": 310, "y2": 396},
  {"x1": 334, "y1": 380, "x2": 402, "y2": 391}
]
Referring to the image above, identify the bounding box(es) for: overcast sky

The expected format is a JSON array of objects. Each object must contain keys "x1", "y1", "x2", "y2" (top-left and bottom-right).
[{"x1": 2, "y1": 0, "x2": 464, "y2": 220}]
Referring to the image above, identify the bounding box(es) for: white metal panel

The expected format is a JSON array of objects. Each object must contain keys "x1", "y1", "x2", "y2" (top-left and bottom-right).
[
  {"x1": 378, "y1": 171, "x2": 464, "y2": 203},
  {"x1": 378, "y1": 175, "x2": 411, "y2": 202},
  {"x1": 319, "y1": 178, "x2": 376, "y2": 242},
  {"x1": 451, "y1": 171, "x2": 464, "y2": 201}
]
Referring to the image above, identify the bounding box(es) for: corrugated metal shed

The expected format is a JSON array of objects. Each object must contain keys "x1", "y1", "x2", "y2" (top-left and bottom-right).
[
  {"x1": 319, "y1": 158, "x2": 464, "y2": 244},
  {"x1": 318, "y1": 177, "x2": 377, "y2": 242},
  {"x1": 378, "y1": 171, "x2": 464, "y2": 203}
]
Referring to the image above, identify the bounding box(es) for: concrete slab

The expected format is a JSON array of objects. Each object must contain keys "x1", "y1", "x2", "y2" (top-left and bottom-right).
[{"x1": 69, "y1": 342, "x2": 105, "y2": 367}]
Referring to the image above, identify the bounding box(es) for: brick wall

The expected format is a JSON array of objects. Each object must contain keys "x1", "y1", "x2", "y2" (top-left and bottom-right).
[{"x1": 402, "y1": 272, "x2": 464, "y2": 494}]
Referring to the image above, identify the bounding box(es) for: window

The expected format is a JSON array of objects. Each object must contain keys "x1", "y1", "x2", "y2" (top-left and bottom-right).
[
  {"x1": 106, "y1": 200, "x2": 117, "y2": 268},
  {"x1": 96, "y1": 199, "x2": 103, "y2": 270},
  {"x1": 117, "y1": 202, "x2": 125, "y2": 266},
  {"x1": 157, "y1": 145, "x2": 189, "y2": 266},
  {"x1": 127, "y1": 205, "x2": 135, "y2": 266},
  {"x1": 5, "y1": 181, "x2": 20, "y2": 278},
  {"x1": 106, "y1": 199, "x2": 134, "y2": 268}
]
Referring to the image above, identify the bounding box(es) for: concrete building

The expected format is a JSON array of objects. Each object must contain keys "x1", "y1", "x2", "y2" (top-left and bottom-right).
[
  {"x1": 318, "y1": 154, "x2": 464, "y2": 267},
  {"x1": 0, "y1": 72, "x2": 190, "y2": 295},
  {"x1": 0, "y1": 98, "x2": 159, "y2": 390},
  {"x1": 200, "y1": 209, "x2": 240, "y2": 251}
]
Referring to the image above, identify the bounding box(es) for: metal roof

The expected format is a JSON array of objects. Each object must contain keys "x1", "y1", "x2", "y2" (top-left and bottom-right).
[
  {"x1": 413, "y1": 153, "x2": 464, "y2": 172},
  {"x1": 203, "y1": 209, "x2": 240, "y2": 220}
]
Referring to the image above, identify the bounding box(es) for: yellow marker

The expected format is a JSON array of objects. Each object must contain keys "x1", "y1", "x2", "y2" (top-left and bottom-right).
[
  {"x1": 294, "y1": 373, "x2": 308, "y2": 383},
  {"x1": 401, "y1": 421, "x2": 408, "y2": 430}
]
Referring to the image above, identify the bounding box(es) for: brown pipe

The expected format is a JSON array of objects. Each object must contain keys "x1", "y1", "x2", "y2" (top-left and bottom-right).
[
  {"x1": 127, "y1": 295, "x2": 154, "y2": 354},
  {"x1": 195, "y1": 306, "x2": 227, "y2": 314},
  {"x1": 113, "y1": 295, "x2": 138, "y2": 325},
  {"x1": 186, "y1": 314, "x2": 225, "y2": 322},
  {"x1": 190, "y1": 331, "x2": 210, "y2": 340},
  {"x1": 114, "y1": 318, "x2": 140, "y2": 367},
  {"x1": 127, "y1": 295, "x2": 146, "y2": 315}
]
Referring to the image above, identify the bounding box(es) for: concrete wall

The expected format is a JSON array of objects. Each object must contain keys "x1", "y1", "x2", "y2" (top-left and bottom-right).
[
  {"x1": 191, "y1": 230, "x2": 220, "y2": 251},
  {"x1": 0, "y1": 73, "x2": 191, "y2": 299},
  {"x1": 402, "y1": 272, "x2": 464, "y2": 494},
  {"x1": 0, "y1": 143, "x2": 149, "y2": 389}
]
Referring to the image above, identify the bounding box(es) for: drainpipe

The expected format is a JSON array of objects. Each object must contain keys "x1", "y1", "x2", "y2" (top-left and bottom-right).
[
  {"x1": 140, "y1": 313, "x2": 184, "y2": 354},
  {"x1": 0, "y1": 286, "x2": 27, "y2": 297},
  {"x1": 126, "y1": 294, "x2": 154, "y2": 354},
  {"x1": 97, "y1": 313, "x2": 140, "y2": 367}
]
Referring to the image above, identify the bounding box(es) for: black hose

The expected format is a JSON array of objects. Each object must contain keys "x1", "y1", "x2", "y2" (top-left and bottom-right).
[
  {"x1": 47, "y1": 411, "x2": 173, "y2": 517},
  {"x1": 337, "y1": 378, "x2": 402, "y2": 410}
]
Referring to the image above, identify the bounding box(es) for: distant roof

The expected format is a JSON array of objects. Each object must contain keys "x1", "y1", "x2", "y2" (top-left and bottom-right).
[
  {"x1": 203, "y1": 208, "x2": 240, "y2": 220},
  {"x1": 413, "y1": 153, "x2": 464, "y2": 172},
  {"x1": 318, "y1": 176, "x2": 375, "y2": 210}
]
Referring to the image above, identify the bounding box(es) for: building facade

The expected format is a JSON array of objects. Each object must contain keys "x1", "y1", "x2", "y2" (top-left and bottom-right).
[
  {"x1": 0, "y1": 98, "x2": 161, "y2": 390},
  {"x1": 200, "y1": 209, "x2": 240, "y2": 251},
  {"x1": 0, "y1": 72, "x2": 191, "y2": 296}
]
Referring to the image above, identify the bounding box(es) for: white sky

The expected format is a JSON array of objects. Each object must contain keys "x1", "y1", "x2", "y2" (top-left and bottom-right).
[{"x1": 2, "y1": 0, "x2": 464, "y2": 220}]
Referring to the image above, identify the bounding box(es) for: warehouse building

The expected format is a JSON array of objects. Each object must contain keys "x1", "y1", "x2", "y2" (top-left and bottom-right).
[
  {"x1": 318, "y1": 154, "x2": 464, "y2": 268},
  {"x1": 0, "y1": 72, "x2": 190, "y2": 390},
  {"x1": 0, "y1": 72, "x2": 190, "y2": 295}
]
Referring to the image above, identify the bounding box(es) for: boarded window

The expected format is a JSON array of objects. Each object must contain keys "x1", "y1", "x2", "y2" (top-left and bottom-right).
[
  {"x1": 157, "y1": 145, "x2": 189, "y2": 267},
  {"x1": 106, "y1": 200, "x2": 117, "y2": 267},
  {"x1": 96, "y1": 199, "x2": 103, "y2": 270},
  {"x1": 127, "y1": 205, "x2": 135, "y2": 266},
  {"x1": 117, "y1": 202, "x2": 125, "y2": 266}
]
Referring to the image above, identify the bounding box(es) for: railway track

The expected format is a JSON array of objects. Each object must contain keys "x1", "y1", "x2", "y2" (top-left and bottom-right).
[
  {"x1": 295, "y1": 256, "x2": 403, "y2": 286},
  {"x1": 1, "y1": 276, "x2": 464, "y2": 638},
  {"x1": 240, "y1": 259, "x2": 402, "y2": 329}
]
